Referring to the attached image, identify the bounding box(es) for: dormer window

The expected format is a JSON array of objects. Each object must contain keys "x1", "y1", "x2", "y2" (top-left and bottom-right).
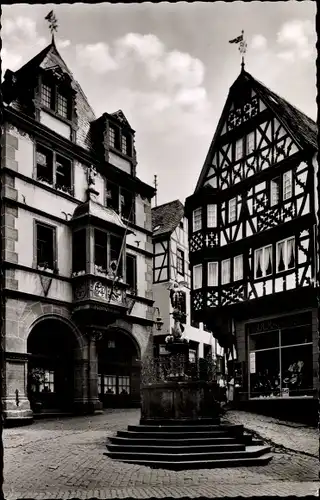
[
  {"x1": 40, "y1": 79, "x2": 71, "y2": 120},
  {"x1": 108, "y1": 124, "x2": 131, "y2": 157},
  {"x1": 109, "y1": 126, "x2": 117, "y2": 148},
  {"x1": 121, "y1": 135, "x2": 128, "y2": 155}
]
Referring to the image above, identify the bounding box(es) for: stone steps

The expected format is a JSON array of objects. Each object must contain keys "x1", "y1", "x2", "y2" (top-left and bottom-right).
[{"x1": 106, "y1": 421, "x2": 272, "y2": 469}]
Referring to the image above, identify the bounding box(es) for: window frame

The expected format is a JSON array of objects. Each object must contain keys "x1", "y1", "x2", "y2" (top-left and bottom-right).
[
  {"x1": 221, "y1": 258, "x2": 231, "y2": 285},
  {"x1": 34, "y1": 220, "x2": 57, "y2": 271},
  {"x1": 233, "y1": 254, "x2": 243, "y2": 281},
  {"x1": 276, "y1": 237, "x2": 295, "y2": 273},
  {"x1": 193, "y1": 264, "x2": 203, "y2": 290},
  {"x1": 228, "y1": 198, "x2": 237, "y2": 224},
  {"x1": 105, "y1": 182, "x2": 136, "y2": 224},
  {"x1": 35, "y1": 143, "x2": 73, "y2": 195},
  {"x1": 235, "y1": 138, "x2": 243, "y2": 161},
  {"x1": 270, "y1": 177, "x2": 281, "y2": 207},
  {"x1": 40, "y1": 78, "x2": 72, "y2": 121},
  {"x1": 283, "y1": 170, "x2": 293, "y2": 201},
  {"x1": 126, "y1": 253, "x2": 137, "y2": 292},
  {"x1": 192, "y1": 207, "x2": 202, "y2": 233},
  {"x1": 207, "y1": 261, "x2": 218, "y2": 286},
  {"x1": 246, "y1": 131, "x2": 255, "y2": 156},
  {"x1": 207, "y1": 204, "x2": 217, "y2": 228},
  {"x1": 176, "y1": 248, "x2": 185, "y2": 277},
  {"x1": 254, "y1": 244, "x2": 273, "y2": 279}
]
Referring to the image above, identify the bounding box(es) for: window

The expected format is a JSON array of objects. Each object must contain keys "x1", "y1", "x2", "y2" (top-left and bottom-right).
[
  {"x1": 254, "y1": 245, "x2": 272, "y2": 279},
  {"x1": 121, "y1": 134, "x2": 131, "y2": 156},
  {"x1": 107, "y1": 340, "x2": 116, "y2": 348},
  {"x1": 104, "y1": 375, "x2": 117, "y2": 395},
  {"x1": 36, "y1": 222, "x2": 56, "y2": 270},
  {"x1": 283, "y1": 170, "x2": 293, "y2": 200},
  {"x1": 177, "y1": 249, "x2": 185, "y2": 276},
  {"x1": 126, "y1": 254, "x2": 137, "y2": 291},
  {"x1": 203, "y1": 344, "x2": 212, "y2": 359},
  {"x1": 189, "y1": 349, "x2": 197, "y2": 364},
  {"x1": 246, "y1": 132, "x2": 255, "y2": 155},
  {"x1": 106, "y1": 182, "x2": 135, "y2": 223},
  {"x1": 235, "y1": 138, "x2": 243, "y2": 161},
  {"x1": 208, "y1": 262, "x2": 218, "y2": 286},
  {"x1": 109, "y1": 126, "x2": 116, "y2": 148},
  {"x1": 36, "y1": 147, "x2": 53, "y2": 184},
  {"x1": 57, "y1": 91, "x2": 69, "y2": 119},
  {"x1": 110, "y1": 235, "x2": 123, "y2": 276},
  {"x1": 249, "y1": 320, "x2": 313, "y2": 399},
  {"x1": 179, "y1": 291, "x2": 187, "y2": 324},
  {"x1": 98, "y1": 374, "x2": 102, "y2": 395},
  {"x1": 193, "y1": 264, "x2": 202, "y2": 289},
  {"x1": 234, "y1": 254, "x2": 243, "y2": 281},
  {"x1": 39, "y1": 370, "x2": 55, "y2": 393},
  {"x1": 228, "y1": 198, "x2": 237, "y2": 223},
  {"x1": 41, "y1": 83, "x2": 52, "y2": 109},
  {"x1": 276, "y1": 237, "x2": 295, "y2": 273},
  {"x1": 94, "y1": 229, "x2": 108, "y2": 271},
  {"x1": 56, "y1": 155, "x2": 72, "y2": 191},
  {"x1": 40, "y1": 81, "x2": 71, "y2": 120},
  {"x1": 36, "y1": 145, "x2": 73, "y2": 194},
  {"x1": 270, "y1": 177, "x2": 280, "y2": 206},
  {"x1": 72, "y1": 229, "x2": 86, "y2": 273},
  {"x1": 193, "y1": 208, "x2": 202, "y2": 232},
  {"x1": 221, "y1": 259, "x2": 231, "y2": 285},
  {"x1": 118, "y1": 376, "x2": 130, "y2": 395},
  {"x1": 207, "y1": 204, "x2": 217, "y2": 228},
  {"x1": 179, "y1": 221, "x2": 184, "y2": 230}
]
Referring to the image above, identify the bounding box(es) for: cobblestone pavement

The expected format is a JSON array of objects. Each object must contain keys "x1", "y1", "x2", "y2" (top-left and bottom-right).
[
  {"x1": 3, "y1": 409, "x2": 319, "y2": 499},
  {"x1": 223, "y1": 409, "x2": 319, "y2": 458}
]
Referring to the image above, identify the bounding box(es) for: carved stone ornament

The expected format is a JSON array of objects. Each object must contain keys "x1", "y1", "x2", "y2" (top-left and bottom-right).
[
  {"x1": 39, "y1": 274, "x2": 53, "y2": 297},
  {"x1": 94, "y1": 281, "x2": 106, "y2": 298},
  {"x1": 74, "y1": 284, "x2": 87, "y2": 300}
]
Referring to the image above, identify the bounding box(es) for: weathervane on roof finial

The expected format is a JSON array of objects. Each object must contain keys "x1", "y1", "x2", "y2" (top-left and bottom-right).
[
  {"x1": 45, "y1": 10, "x2": 58, "y2": 44},
  {"x1": 229, "y1": 30, "x2": 247, "y2": 72}
]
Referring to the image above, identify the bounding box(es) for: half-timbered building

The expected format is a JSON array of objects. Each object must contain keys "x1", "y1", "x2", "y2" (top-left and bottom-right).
[
  {"x1": 185, "y1": 68, "x2": 318, "y2": 421},
  {"x1": 152, "y1": 200, "x2": 224, "y2": 371},
  {"x1": 1, "y1": 38, "x2": 155, "y2": 422}
]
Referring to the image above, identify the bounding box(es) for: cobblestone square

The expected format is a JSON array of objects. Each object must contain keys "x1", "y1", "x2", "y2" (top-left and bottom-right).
[{"x1": 3, "y1": 409, "x2": 319, "y2": 499}]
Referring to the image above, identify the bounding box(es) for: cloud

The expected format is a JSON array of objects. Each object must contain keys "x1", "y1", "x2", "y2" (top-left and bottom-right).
[
  {"x1": 251, "y1": 34, "x2": 267, "y2": 50},
  {"x1": 76, "y1": 42, "x2": 119, "y2": 74},
  {"x1": 56, "y1": 39, "x2": 71, "y2": 49},
  {"x1": 276, "y1": 20, "x2": 315, "y2": 62}
]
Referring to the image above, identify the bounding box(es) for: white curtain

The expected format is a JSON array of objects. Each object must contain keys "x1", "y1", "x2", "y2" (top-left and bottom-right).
[
  {"x1": 193, "y1": 264, "x2": 202, "y2": 289},
  {"x1": 277, "y1": 241, "x2": 286, "y2": 272},
  {"x1": 234, "y1": 255, "x2": 243, "y2": 281},
  {"x1": 207, "y1": 204, "x2": 217, "y2": 228},
  {"x1": 208, "y1": 262, "x2": 218, "y2": 286},
  {"x1": 255, "y1": 248, "x2": 263, "y2": 278},
  {"x1": 221, "y1": 259, "x2": 230, "y2": 284},
  {"x1": 287, "y1": 238, "x2": 295, "y2": 268},
  {"x1": 271, "y1": 179, "x2": 280, "y2": 206},
  {"x1": 264, "y1": 245, "x2": 272, "y2": 276}
]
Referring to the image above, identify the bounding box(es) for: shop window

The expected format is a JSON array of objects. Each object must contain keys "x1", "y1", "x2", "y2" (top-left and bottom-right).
[
  {"x1": 118, "y1": 376, "x2": 130, "y2": 395},
  {"x1": 94, "y1": 229, "x2": 108, "y2": 271},
  {"x1": 126, "y1": 254, "x2": 137, "y2": 291},
  {"x1": 177, "y1": 249, "x2": 185, "y2": 276},
  {"x1": 192, "y1": 208, "x2": 202, "y2": 232},
  {"x1": 193, "y1": 264, "x2": 202, "y2": 289},
  {"x1": 36, "y1": 147, "x2": 53, "y2": 184},
  {"x1": 221, "y1": 259, "x2": 230, "y2": 285},
  {"x1": 276, "y1": 237, "x2": 295, "y2": 273},
  {"x1": 254, "y1": 245, "x2": 272, "y2": 278},
  {"x1": 104, "y1": 375, "x2": 117, "y2": 395},
  {"x1": 208, "y1": 261, "x2": 218, "y2": 286},
  {"x1": 233, "y1": 254, "x2": 243, "y2": 281},
  {"x1": 249, "y1": 323, "x2": 313, "y2": 398},
  {"x1": 207, "y1": 204, "x2": 217, "y2": 228},
  {"x1": 39, "y1": 370, "x2": 55, "y2": 393},
  {"x1": 228, "y1": 198, "x2": 237, "y2": 223},
  {"x1": 36, "y1": 222, "x2": 56, "y2": 270},
  {"x1": 72, "y1": 229, "x2": 86, "y2": 273}
]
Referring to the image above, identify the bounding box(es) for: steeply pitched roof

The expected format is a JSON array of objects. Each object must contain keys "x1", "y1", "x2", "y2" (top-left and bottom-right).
[
  {"x1": 152, "y1": 199, "x2": 185, "y2": 238},
  {"x1": 195, "y1": 69, "x2": 317, "y2": 193}
]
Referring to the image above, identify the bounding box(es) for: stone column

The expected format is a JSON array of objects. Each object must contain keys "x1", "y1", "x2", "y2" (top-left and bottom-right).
[
  {"x1": 87, "y1": 330, "x2": 103, "y2": 414},
  {"x1": 3, "y1": 354, "x2": 33, "y2": 422}
]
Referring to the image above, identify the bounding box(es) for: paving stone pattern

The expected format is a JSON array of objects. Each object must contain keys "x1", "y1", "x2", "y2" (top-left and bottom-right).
[{"x1": 4, "y1": 409, "x2": 319, "y2": 499}]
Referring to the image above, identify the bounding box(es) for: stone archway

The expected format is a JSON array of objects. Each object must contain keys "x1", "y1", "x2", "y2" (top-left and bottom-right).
[
  {"x1": 97, "y1": 327, "x2": 141, "y2": 408},
  {"x1": 27, "y1": 316, "x2": 86, "y2": 412}
]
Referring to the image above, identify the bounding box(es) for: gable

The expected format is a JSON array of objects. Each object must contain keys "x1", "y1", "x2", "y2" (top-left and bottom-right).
[{"x1": 196, "y1": 71, "x2": 316, "y2": 193}]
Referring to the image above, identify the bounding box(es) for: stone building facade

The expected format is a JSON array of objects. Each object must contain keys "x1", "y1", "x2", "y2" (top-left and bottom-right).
[{"x1": 1, "y1": 38, "x2": 155, "y2": 422}]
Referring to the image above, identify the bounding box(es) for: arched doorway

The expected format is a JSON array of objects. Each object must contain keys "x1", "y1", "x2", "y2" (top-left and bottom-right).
[
  {"x1": 97, "y1": 329, "x2": 141, "y2": 408},
  {"x1": 27, "y1": 318, "x2": 78, "y2": 412}
]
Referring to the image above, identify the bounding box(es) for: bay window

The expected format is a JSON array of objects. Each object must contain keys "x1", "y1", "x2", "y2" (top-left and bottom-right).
[
  {"x1": 207, "y1": 204, "x2": 217, "y2": 228},
  {"x1": 193, "y1": 264, "x2": 202, "y2": 289},
  {"x1": 208, "y1": 262, "x2": 218, "y2": 286},
  {"x1": 193, "y1": 208, "x2": 202, "y2": 232},
  {"x1": 233, "y1": 254, "x2": 243, "y2": 281},
  {"x1": 94, "y1": 229, "x2": 108, "y2": 271},
  {"x1": 221, "y1": 259, "x2": 231, "y2": 285},
  {"x1": 276, "y1": 237, "x2": 295, "y2": 273},
  {"x1": 254, "y1": 245, "x2": 272, "y2": 279},
  {"x1": 72, "y1": 229, "x2": 86, "y2": 273}
]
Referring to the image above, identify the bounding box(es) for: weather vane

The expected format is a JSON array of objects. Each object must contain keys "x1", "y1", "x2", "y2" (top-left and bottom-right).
[
  {"x1": 45, "y1": 10, "x2": 58, "y2": 42},
  {"x1": 229, "y1": 30, "x2": 247, "y2": 71}
]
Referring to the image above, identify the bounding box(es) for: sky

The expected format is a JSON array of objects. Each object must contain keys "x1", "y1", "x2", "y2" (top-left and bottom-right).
[{"x1": 2, "y1": 3, "x2": 317, "y2": 207}]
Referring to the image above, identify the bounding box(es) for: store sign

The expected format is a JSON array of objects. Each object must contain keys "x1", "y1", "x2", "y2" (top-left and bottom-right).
[{"x1": 249, "y1": 352, "x2": 256, "y2": 373}]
